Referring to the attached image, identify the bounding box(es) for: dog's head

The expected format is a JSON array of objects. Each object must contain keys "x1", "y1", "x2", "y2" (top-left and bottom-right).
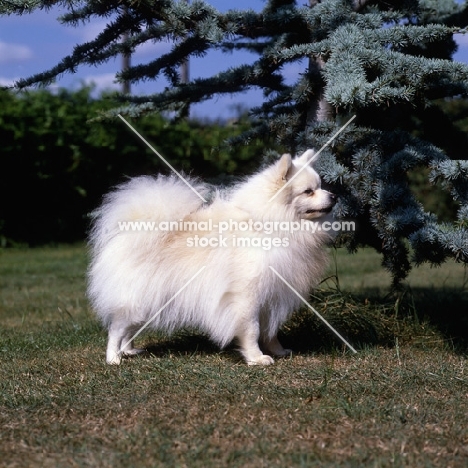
[{"x1": 276, "y1": 149, "x2": 336, "y2": 220}]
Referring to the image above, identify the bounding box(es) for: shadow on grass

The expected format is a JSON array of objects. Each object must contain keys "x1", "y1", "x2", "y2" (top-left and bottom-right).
[
  {"x1": 398, "y1": 286, "x2": 468, "y2": 352},
  {"x1": 142, "y1": 331, "x2": 240, "y2": 361},
  {"x1": 138, "y1": 297, "x2": 390, "y2": 360},
  {"x1": 279, "y1": 285, "x2": 468, "y2": 355},
  {"x1": 278, "y1": 290, "x2": 395, "y2": 355},
  {"x1": 135, "y1": 286, "x2": 468, "y2": 361}
]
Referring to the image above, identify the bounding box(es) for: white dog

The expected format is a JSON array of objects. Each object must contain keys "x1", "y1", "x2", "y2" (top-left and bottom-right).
[{"x1": 88, "y1": 149, "x2": 336, "y2": 365}]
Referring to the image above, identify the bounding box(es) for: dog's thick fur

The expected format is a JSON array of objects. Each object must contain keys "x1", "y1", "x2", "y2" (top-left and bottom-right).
[{"x1": 88, "y1": 150, "x2": 336, "y2": 365}]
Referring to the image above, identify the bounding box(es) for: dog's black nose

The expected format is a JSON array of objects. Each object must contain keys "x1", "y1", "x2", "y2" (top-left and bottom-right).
[{"x1": 329, "y1": 193, "x2": 337, "y2": 203}]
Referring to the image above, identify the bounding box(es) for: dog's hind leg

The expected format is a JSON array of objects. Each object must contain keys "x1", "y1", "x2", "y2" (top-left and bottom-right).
[
  {"x1": 106, "y1": 319, "x2": 146, "y2": 365},
  {"x1": 261, "y1": 335, "x2": 292, "y2": 357}
]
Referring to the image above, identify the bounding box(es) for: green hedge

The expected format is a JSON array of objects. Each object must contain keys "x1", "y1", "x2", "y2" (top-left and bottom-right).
[{"x1": 0, "y1": 88, "x2": 265, "y2": 245}]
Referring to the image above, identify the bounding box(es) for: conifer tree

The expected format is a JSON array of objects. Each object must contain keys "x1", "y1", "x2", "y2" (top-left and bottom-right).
[{"x1": 2, "y1": 0, "x2": 468, "y2": 285}]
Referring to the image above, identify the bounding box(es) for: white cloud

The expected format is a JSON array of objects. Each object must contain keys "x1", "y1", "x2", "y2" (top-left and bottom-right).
[
  {"x1": 0, "y1": 41, "x2": 33, "y2": 64},
  {"x1": 82, "y1": 72, "x2": 120, "y2": 92},
  {"x1": 69, "y1": 19, "x2": 110, "y2": 42},
  {"x1": 134, "y1": 39, "x2": 173, "y2": 58},
  {"x1": 0, "y1": 76, "x2": 18, "y2": 87}
]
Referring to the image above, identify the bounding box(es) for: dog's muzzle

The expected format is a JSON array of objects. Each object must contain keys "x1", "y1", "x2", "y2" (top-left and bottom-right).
[{"x1": 305, "y1": 193, "x2": 337, "y2": 214}]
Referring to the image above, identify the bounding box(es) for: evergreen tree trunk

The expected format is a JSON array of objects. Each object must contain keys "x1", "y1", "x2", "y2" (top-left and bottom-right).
[
  {"x1": 307, "y1": 1, "x2": 334, "y2": 127},
  {"x1": 179, "y1": 0, "x2": 190, "y2": 118},
  {"x1": 306, "y1": 55, "x2": 334, "y2": 126},
  {"x1": 121, "y1": 6, "x2": 131, "y2": 95}
]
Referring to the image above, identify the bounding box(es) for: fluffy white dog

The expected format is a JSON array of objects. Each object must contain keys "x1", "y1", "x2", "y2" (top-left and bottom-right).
[{"x1": 88, "y1": 150, "x2": 336, "y2": 365}]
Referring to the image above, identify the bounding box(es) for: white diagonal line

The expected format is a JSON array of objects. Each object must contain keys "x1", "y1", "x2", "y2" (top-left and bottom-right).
[
  {"x1": 117, "y1": 114, "x2": 207, "y2": 202},
  {"x1": 114, "y1": 266, "x2": 206, "y2": 362},
  {"x1": 269, "y1": 266, "x2": 357, "y2": 354},
  {"x1": 269, "y1": 115, "x2": 356, "y2": 202}
]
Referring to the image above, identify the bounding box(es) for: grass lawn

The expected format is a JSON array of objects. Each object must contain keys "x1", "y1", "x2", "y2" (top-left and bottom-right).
[{"x1": 0, "y1": 245, "x2": 467, "y2": 467}]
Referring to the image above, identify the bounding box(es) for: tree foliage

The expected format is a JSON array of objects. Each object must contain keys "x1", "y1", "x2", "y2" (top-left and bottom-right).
[{"x1": 3, "y1": 0, "x2": 468, "y2": 284}]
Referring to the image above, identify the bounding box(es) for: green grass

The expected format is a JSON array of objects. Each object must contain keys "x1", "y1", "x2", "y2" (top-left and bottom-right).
[
  {"x1": 329, "y1": 247, "x2": 468, "y2": 291},
  {"x1": 0, "y1": 245, "x2": 467, "y2": 467}
]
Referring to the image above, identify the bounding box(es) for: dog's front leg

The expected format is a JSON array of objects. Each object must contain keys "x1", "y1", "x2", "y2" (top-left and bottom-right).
[
  {"x1": 106, "y1": 319, "x2": 146, "y2": 365},
  {"x1": 236, "y1": 319, "x2": 275, "y2": 365}
]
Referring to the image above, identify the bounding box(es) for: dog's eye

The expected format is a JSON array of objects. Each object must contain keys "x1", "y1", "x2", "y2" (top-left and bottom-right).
[{"x1": 304, "y1": 189, "x2": 314, "y2": 195}]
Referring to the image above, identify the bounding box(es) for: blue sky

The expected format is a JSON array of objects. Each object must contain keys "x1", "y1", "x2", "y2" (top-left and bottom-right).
[{"x1": 1, "y1": 0, "x2": 468, "y2": 119}]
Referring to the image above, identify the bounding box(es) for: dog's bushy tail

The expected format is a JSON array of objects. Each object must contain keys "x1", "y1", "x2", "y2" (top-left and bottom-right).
[{"x1": 89, "y1": 175, "x2": 209, "y2": 252}]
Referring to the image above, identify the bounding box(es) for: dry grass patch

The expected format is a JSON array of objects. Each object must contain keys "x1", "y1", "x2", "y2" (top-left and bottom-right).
[
  {"x1": 1, "y1": 343, "x2": 467, "y2": 467},
  {"x1": 0, "y1": 245, "x2": 467, "y2": 467}
]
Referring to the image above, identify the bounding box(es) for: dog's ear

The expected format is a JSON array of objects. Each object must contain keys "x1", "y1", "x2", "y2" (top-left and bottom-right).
[
  {"x1": 277, "y1": 153, "x2": 293, "y2": 181},
  {"x1": 295, "y1": 149, "x2": 318, "y2": 167}
]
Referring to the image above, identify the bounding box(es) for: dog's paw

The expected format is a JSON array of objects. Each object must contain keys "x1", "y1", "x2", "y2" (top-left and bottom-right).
[
  {"x1": 247, "y1": 354, "x2": 275, "y2": 366},
  {"x1": 106, "y1": 354, "x2": 122, "y2": 365}
]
